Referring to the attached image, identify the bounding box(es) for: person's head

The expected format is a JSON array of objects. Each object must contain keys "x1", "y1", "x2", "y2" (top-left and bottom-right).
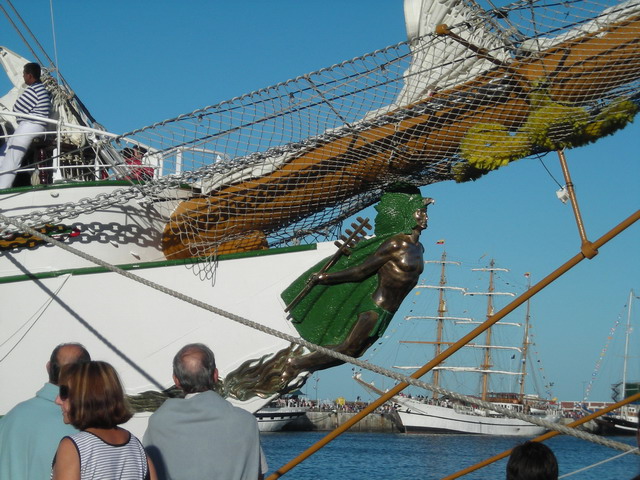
[
  {"x1": 23, "y1": 62, "x2": 41, "y2": 85},
  {"x1": 172, "y1": 343, "x2": 218, "y2": 394},
  {"x1": 122, "y1": 147, "x2": 135, "y2": 158},
  {"x1": 133, "y1": 146, "x2": 148, "y2": 156},
  {"x1": 55, "y1": 360, "x2": 132, "y2": 429},
  {"x1": 506, "y1": 441, "x2": 558, "y2": 480},
  {"x1": 47, "y1": 342, "x2": 91, "y2": 385}
]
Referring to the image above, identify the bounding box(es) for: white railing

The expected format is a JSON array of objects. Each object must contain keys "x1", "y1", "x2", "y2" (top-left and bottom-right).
[
  {"x1": 0, "y1": 112, "x2": 150, "y2": 184},
  {"x1": 1, "y1": 111, "x2": 231, "y2": 186}
]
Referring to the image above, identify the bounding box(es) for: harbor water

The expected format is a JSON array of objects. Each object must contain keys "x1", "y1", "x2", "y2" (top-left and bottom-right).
[{"x1": 261, "y1": 432, "x2": 639, "y2": 479}]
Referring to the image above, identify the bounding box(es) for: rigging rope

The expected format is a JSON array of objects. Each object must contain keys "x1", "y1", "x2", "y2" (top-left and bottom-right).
[
  {"x1": 48, "y1": 0, "x2": 60, "y2": 85},
  {"x1": 584, "y1": 310, "x2": 623, "y2": 402},
  {"x1": 559, "y1": 447, "x2": 640, "y2": 478},
  {"x1": 2, "y1": 209, "x2": 639, "y2": 457}
]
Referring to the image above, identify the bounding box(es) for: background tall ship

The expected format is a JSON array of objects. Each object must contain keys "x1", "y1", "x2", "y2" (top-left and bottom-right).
[
  {"x1": 0, "y1": 0, "x2": 638, "y2": 436},
  {"x1": 356, "y1": 252, "x2": 561, "y2": 435}
]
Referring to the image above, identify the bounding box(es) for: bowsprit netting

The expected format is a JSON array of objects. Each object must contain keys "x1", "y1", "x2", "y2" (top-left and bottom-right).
[{"x1": 3, "y1": 0, "x2": 639, "y2": 265}]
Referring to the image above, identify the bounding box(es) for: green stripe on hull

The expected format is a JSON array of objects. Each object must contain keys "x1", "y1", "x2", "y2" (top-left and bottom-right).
[{"x1": 0, "y1": 243, "x2": 317, "y2": 284}]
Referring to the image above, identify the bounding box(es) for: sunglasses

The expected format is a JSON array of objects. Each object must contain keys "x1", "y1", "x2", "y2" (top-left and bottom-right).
[{"x1": 59, "y1": 385, "x2": 70, "y2": 400}]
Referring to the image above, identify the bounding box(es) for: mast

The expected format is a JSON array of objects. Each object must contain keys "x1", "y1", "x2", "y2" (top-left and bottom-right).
[
  {"x1": 432, "y1": 251, "x2": 450, "y2": 398},
  {"x1": 518, "y1": 274, "x2": 532, "y2": 401},
  {"x1": 401, "y1": 256, "x2": 522, "y2": 401},
  {"x1": 621, "y1": 289, "x2": 636, "y2": 400},
  {"x1": 468, "y1": 260, "x2": 511, "y2": 402},
  {"x1": 402, "y1": 250, "x2": 467, "y2": 399},
  {"x1": 481, "y1": 260, "x2": 496, "y2": 402}
]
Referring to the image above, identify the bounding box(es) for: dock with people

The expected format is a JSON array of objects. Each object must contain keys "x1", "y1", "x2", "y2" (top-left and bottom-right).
[{"x1": 282, "y1": 401, "x2": 403, "y2": 433}]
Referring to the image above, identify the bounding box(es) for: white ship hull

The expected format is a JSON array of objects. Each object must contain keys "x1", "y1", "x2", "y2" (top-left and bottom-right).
[
  {"x1": 255, "y1": 406, "x2": 309, "y2": 432},
  {"x1": 396, "y1": 398, "x2": 559, "y2": 436},
  {"x1": 0, "y1": 184, "x2": 335, "y2": 436}
]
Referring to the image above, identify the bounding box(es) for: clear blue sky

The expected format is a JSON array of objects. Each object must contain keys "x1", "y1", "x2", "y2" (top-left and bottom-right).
[{"x1": 2, "y1": 1, "x2": 638, "y2": 403}]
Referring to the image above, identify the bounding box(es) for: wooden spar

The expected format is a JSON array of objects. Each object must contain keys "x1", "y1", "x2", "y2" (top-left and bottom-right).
[{"x1": 162, "y1": 14, "x2": 640, "y2": 259}]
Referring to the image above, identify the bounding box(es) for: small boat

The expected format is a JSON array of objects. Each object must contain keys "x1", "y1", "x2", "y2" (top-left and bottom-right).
[
  {"x1": 597, "y1": 408, "x2": 639, "y2": 435},
  {"x1": 255, "y1": 401, "x2": 310, "y2": 433}
]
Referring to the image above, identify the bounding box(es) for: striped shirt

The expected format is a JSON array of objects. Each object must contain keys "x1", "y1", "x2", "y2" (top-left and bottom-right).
[
  {"x1": 62, "y1": 430, "x2": 149, "y2": 480},
  {"x1": 13, "y1": 82, "x2": 51, "y2": 125}
]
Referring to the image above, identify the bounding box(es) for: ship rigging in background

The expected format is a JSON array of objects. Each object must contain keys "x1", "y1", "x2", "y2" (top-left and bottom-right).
[
  {"x1": 356, "y1": 252, "x2": 560, "y2": 435},
  {"x1": 594, "y1": 289, "x2": 640, "y2": 435}
]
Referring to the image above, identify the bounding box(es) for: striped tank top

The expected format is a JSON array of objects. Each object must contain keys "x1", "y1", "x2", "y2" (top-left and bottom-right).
[{"x1": 63, "y1": 430, "x2": 149, "y2": 480}]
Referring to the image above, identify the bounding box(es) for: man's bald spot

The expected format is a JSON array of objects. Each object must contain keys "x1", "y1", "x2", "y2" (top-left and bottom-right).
[
  {"x1": 48, "y1": 342, "x2": 90, "y2": 384},
  {"x1": 179, "y1": 347, "x2": 208, "y2": 374}
]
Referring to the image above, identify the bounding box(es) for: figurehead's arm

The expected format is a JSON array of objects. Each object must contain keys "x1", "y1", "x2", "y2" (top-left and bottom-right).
[{"x1": 313, "y1": 238, "x2": 402, "y2": 285}]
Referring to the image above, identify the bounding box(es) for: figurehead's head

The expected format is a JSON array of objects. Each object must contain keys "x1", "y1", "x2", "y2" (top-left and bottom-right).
[{"x1": 374, "y1": 185, "x2": 433, "y2": 235}]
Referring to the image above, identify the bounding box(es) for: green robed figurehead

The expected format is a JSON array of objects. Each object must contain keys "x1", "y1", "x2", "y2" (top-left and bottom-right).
[
  {"x1": 224, "y1": 186, "x2": 434, "y2": 400},
  {"x1": 277, "y1": 186, "x2": 433, "y2": 377}
]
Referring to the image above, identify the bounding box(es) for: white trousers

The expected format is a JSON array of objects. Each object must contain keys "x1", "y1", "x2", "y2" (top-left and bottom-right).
[{"x1": 0, "y1": 121, "x2": 46, "y2": 189}]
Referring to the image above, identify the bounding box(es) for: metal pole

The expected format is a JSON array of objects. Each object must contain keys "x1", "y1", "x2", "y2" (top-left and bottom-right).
[{"x1": 557, "y1": 149, "x2": 594, "y2": 256}]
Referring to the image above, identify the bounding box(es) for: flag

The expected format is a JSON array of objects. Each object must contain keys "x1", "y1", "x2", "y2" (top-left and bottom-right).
[{"x1": 436, "y1": 239, "x2": 445, "y2": 245}]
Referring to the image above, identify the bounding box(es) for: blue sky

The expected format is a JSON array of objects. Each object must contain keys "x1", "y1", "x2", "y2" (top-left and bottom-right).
[{"x1": 2, "y1": 1, "x2": 638, "y2": 403}]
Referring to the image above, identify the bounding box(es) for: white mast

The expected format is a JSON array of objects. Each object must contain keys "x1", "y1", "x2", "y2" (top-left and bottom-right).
[
  {"x1": 621, "y1": 289, "x2": 637, "y2": 399},
  {"x1": 518, "y1": 275, "x2": 533, "y2": 401},
  {"x1": 466, "y1": 260, "x2": 514, "y2": 401}
]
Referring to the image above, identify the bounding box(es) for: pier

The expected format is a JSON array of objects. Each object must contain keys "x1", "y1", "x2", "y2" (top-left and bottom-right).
[{"x1": 283, "y1": 406, "x2": 403, "y2": 433}]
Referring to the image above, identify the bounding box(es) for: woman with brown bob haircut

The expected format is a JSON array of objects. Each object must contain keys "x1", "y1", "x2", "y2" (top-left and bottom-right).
[{"x1": 52, "y1": 361, "x2": 157, "y2": 480}]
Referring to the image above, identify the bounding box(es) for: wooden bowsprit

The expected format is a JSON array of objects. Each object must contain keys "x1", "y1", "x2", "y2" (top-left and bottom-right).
[{"x1": 285, "y1": 217, "x2": 372, "y2": 314}]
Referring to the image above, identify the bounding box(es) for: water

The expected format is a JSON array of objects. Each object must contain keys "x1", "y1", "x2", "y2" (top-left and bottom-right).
[{"x1": 261, "y1": 432, "x2": 639, "y2": 479}]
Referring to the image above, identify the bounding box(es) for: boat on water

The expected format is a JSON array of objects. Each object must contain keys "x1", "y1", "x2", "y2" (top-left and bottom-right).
[
  {"x1": 255, "y1": 401, "x2": 310, "y2": 433},
  {"x1": 357, "y1": 253, "x2": 561, "y2": 435},
  {"x1": 595, "y1": 290, "x2": 640, "y2": 435},
  {"x1": 0, "y1": 0, "x2": 638, "y2": 440},
  {"x1": 255, "y1": 407, "x2": 309, "y2": 433}
]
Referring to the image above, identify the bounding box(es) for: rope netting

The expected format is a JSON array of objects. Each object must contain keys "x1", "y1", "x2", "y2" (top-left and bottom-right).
[
  {"x1": 2, "y1": 0, "x2": 639, "y2": 267},
  {"x1": 120, "y1": 0, "x2": 640, "y2": 258}
]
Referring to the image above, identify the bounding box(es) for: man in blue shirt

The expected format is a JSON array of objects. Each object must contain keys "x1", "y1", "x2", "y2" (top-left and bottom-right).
[
  {"x1": 0, "y1": 62, "x2": 52, "y2": 189},
  {"x1": 0, "y1": 343, "x2": 90, "y2": 480}
]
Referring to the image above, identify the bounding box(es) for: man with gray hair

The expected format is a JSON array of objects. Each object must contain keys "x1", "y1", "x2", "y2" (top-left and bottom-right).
[
  {"x1": 0, "y1": 342, "x2": 91, "y2": 480},
  {"x1": 144, "y1": 343, "x2": 267, "y2": 480}
]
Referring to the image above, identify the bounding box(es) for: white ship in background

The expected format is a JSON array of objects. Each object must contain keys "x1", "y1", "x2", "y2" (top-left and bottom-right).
[{"x1": 357, "y1": 253, "x2": 560, "y2": 435}]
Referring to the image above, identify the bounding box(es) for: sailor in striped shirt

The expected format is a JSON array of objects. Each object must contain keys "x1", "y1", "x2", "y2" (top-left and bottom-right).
[{"x1": 0, "y1": 62, "x2": 51, "y2": 189}]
